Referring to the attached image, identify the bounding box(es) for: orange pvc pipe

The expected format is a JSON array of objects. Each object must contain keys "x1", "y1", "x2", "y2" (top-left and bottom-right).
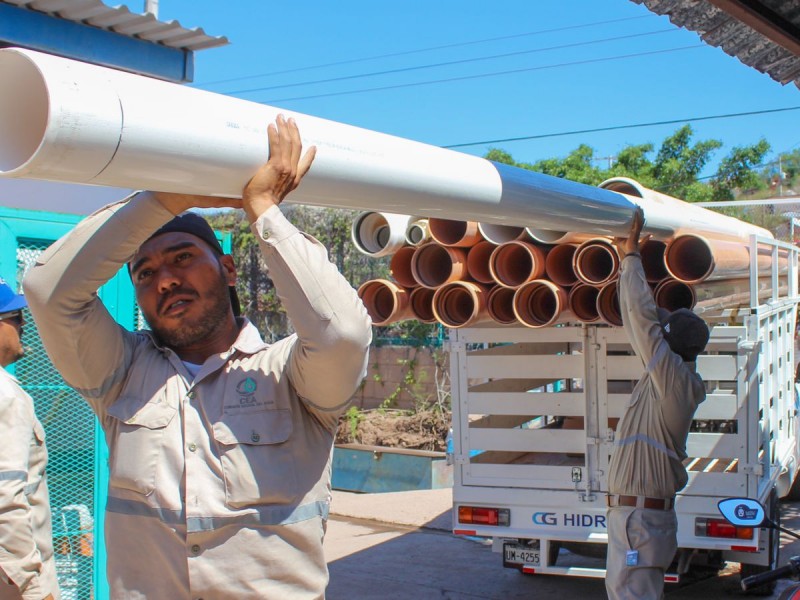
[
  {"x1": 568, "y1": 283, "x2": 601, "y2": 323},
  {"x1": 664, "y1": 233, "x2": 787, "y2": 284},
  {"x1": 489, "y1": 240, "x2": 548, "y2": 289},
  {"x1": 410, "y1": 243, "x2": 469, "y2": 289},
  {"x1": 641, "y1": 239, "x2": 668, "y2": 283},
  {"x1": 692, "y1": 278, "x2": 787, "y2": 314},
  {"x1": 653, "y1": 278, "x2": 695, "y2": 312},
  {"x1": 478, "y1": 223, "x2": 527, "y2": 245},
  {"x1": 466, "y1": 240, "x2": 497, "y2": 285},
  {"x1": 357, "y1": 279, "x2": 414, "y2": 326},
  {"x1": 432, "y1": 281, "x2": 491, "y2": 328},
  {"x1": 524, "y1": 229, "x2": 595, "y2": 245},
  {"x1": 428, "y1": 218, "x2": 483, "y2": 247},
  {"x1": 573, "y1": 238, "x2": 620, "y2": 285},
  {"x1": 409, "y1": 286, "x2": 437, "y2": 324},
  {"x1": 596, "y1": 280, "x2": 622, "y2": 327},
  {"x1": 389, "y1": 246, "x2": 417, "y2": 289},
  {"x1": 513, "y1": 279, "x2": 571, "y2": 328},
  {"x1": 487, "y1": 285, "x2": 519, "y2": 325},
  {"x1": 545, "y1": 243, "x2": 579, "y2": 287}
]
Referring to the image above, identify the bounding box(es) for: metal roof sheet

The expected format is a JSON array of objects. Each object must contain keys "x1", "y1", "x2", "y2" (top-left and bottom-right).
[
  {"x1": 631, "y1": 0, "x2": 800, "y2": 89},
  {"x1": 0, "y1": 0, "x2": 228, "y2": 51}
]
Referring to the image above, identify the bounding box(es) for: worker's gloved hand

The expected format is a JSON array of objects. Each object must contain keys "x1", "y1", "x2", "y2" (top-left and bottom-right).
[{"x1": 613, "y1": 206, "x2": 649, "y2": 258}]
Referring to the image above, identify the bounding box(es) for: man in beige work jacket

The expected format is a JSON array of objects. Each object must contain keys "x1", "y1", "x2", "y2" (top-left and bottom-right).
[
  {"x1": 0, "y1": 279, "x2": 59, "y2": 600},
  {"x1": 24, "y1": 116, "x2": 372, "y2": 599},
  {"x1": 605, "y1": 208, "x2": 709, "y2": 600}
]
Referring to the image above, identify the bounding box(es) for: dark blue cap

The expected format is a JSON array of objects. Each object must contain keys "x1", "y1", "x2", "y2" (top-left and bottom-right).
[
  {"x1": 658, "y1": 307, "x2": 709, "y2": 362},
  {"x1": 135, "y1": 213, "x2": 241, "y2": 317}
]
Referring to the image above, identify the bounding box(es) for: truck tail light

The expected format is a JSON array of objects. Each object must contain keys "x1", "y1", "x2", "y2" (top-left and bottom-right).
[
  {"x1": 458, "y1": 506, "x2": 510, "y2": 527},
  {"x1": 695, "y1": 517, "x2": 754, "y2": 540}
]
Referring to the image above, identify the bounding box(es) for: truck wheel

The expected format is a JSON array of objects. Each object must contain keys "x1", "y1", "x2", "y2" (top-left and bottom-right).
[
  {"x1": 548, "y1": 540, "x2": 561, "y2": 566},
  {"x1": 740, "y1": 490, "x2": 780, "y2": 596},
  {"x1": 785, "y1": 467, "x2": 800, "y2": 500}
]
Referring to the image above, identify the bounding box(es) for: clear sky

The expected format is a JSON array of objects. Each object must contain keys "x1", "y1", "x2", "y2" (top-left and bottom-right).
[{"x1": 159, "y1": 0, "x2": 799, "y2": 178}]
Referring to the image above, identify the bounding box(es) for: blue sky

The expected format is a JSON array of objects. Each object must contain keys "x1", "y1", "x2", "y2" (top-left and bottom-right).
[{"x1": 160, "y1": 0, "x2": 799, "y2": 178}]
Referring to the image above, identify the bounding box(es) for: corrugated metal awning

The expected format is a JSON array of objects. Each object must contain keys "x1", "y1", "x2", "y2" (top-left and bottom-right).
[
  {"x1": 631, "y1": 0, "x2": 800, "y2": 89},
  {"x1": 0, "y1": 0, "x2": 228, "y2": 51}
]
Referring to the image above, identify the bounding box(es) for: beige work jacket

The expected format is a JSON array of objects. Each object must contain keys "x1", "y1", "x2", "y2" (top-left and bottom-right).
[
  {"x1": 24, "y1": 193, "x2": 372, "y2": 599},
  {"x1": 0, "y1": 369, "x2": 59, "y2": 600},
  {"x1": 607, "y1": 255, "x2": 706, "y2": 498}
]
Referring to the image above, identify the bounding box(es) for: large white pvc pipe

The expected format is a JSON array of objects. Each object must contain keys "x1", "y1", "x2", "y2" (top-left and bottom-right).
[
  {"x1": 0, "y1": 47, "x2": 773, "y2": 243},
  {"x1": 0, "y1": 47, "x2": 633, "y2": 235},
  {"x1": 599, "y1": 178, "x2": 772, "y2": 242}
]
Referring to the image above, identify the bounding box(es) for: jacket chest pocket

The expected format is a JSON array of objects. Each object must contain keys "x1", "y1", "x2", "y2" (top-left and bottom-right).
[
  {"x1": 106, "y1": 397, "x2": 176, "y2": 496},
  {"x1": 212, "y1": 409, "x2": 298, "y2": 508}
]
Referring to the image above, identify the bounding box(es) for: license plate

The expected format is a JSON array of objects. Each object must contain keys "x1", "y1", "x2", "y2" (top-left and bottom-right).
[{"x1": 503, "y1": 543, "x2": 540, "y2": 566}]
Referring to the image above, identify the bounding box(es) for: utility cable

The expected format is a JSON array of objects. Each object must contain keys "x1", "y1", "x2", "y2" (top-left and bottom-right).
[
  {"x1": 262, "y1": 45, "x2": 703, "y2": 104},
  {"x1": 225, "y1": 28, "x2": 677, "y2": 96},
  {"x1": 195, "y1": 15, "x2": 654, "y2": 88},
  {"x1": 442, "y1": 106, "x2": 800, "y2": 148}
]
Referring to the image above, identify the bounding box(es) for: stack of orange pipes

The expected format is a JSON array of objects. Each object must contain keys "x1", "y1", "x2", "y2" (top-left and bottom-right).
[{"x1": 354, "y1": 213, "x2": 790, "y2": 330}]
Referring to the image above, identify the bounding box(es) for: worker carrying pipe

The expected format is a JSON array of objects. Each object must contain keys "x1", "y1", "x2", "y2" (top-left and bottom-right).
[
  {"x1": 605, "y1": 208, "x2": 710, "y2": 600},
  {"x1": 22, "y1": 116, "x2": 372, "y2": 599}
]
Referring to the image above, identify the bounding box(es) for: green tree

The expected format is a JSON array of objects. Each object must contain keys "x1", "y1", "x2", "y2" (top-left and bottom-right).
[
  {"x1": 607, "y1": 143, "x2": 655, "y2": 185},
  {"x1": 651, "y1": 125, "x2": 722, "y2": 198},
  {"x1": 530, "y1": 144, "x2": 603, "y2": 185},
  {"x1": 207, "y1": 205, "x2": 392, "y2": 341},
  {"x1": 484, "y1": 125, "x2": 771, "y2": 207},
  {"x1": 711, "y1": 139, "x2": 770, "y2": 201}
]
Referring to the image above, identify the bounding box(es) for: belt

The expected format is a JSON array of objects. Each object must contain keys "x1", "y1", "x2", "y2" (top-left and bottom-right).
[{"x1": 606, "y1": 494, "x2": 674, "y2": 511}]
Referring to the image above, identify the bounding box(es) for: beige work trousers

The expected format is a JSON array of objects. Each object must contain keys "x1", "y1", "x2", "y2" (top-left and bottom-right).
[
  {"x1": 0, "y1": 556, "x2": 60, "y2": 600},
  {"x1": 605, "y1": 506, "x2": 677, "y2": 600}
]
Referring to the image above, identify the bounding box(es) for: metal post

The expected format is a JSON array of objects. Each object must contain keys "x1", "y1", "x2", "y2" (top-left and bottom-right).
[{"x1": 144, "y1": 0, "x2": 158, "y2": 17}]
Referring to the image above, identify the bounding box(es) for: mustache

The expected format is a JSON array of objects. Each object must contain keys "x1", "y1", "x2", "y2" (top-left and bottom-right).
[{"x1": 158, "y1": 287, "x2": 200, "y2": 314}]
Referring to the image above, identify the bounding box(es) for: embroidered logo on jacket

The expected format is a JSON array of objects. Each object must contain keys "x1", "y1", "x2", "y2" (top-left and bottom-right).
[
  {"x1": 223, "y1": 377, "x2": 274, "y2": 413},
  {"x1": 236, "y1": 377, "x2": 258, "y2": 396}
]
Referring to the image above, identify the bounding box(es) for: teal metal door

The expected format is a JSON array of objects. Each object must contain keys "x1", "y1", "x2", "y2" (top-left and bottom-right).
[
  {"x1": 0, "y1": 206, "x2": 136, "y2": 600},
  {"x1": 0, "y1": 205, "x2": 232, "y2": 600}
]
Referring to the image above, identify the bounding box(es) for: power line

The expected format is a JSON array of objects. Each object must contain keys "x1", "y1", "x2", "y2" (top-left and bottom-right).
[
  {"x1": 262, "y1": 45, "x2": 703, "y2": 104},
  {"x1": 224, "y1": 29, "x2": 677, "y2": 96},
  {"x1": 442, "y1": 106, "x2": 800, "y2": 149},
  {"x1": 194, "y1": 15, "x2": 654, "y2": 88}
]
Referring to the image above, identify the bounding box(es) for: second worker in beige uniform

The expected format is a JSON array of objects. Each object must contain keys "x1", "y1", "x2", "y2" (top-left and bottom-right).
[
  {"x1": 0, "y1": 281, "x2": 59, "y2": 600},
  {"x1": 605, "y1": 208, "x2": 710, "y2": 599},
  {"x1": 24, "y1": 116, "x2": 372, "y2": 599}
]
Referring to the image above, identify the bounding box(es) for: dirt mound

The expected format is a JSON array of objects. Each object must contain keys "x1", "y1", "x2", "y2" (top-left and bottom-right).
[{"x1": 336, "y1": 408, "x2": 450, "y2": 452}]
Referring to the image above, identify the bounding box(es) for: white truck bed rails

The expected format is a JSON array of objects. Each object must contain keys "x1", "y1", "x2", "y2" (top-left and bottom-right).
[{"x1": 450, "y1": 237, "x2": 799, "y2": 579}]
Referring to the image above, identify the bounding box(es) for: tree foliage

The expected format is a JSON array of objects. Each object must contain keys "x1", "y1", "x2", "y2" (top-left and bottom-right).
[
  {"x1": 487, "y1": 125, "x2": 770, "y2": 205},
  {"x1": 207, "y1": 205, "x2": 391, "y2": 342}
]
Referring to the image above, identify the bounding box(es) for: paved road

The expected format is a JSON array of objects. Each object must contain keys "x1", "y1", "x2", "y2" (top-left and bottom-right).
[{"x1": 325, "y1": 495, "x2": 800, "y2": 600}]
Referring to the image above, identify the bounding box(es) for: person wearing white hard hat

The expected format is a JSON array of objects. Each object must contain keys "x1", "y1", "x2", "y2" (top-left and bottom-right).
[{"x1": 0, "y1": 278, "x2": 59, "y2": 600}]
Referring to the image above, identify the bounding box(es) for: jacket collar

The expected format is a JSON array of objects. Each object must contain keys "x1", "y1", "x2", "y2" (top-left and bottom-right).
[{"x1": 143, "y1": 316, "x2": 268, "y2": 359}]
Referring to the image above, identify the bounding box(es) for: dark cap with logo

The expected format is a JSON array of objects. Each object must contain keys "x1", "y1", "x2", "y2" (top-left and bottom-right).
[
  {"x1": 657, "y1": 307, "x2": 709, "y2": 362},
  {"x1": 137, "y1": 213, "x2": 241, "y2": 316}
]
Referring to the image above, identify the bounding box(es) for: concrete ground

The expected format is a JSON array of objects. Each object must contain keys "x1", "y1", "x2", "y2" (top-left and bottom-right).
[{"x1": 325, "y1": 489, "x2": 800, "y2": 599}]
